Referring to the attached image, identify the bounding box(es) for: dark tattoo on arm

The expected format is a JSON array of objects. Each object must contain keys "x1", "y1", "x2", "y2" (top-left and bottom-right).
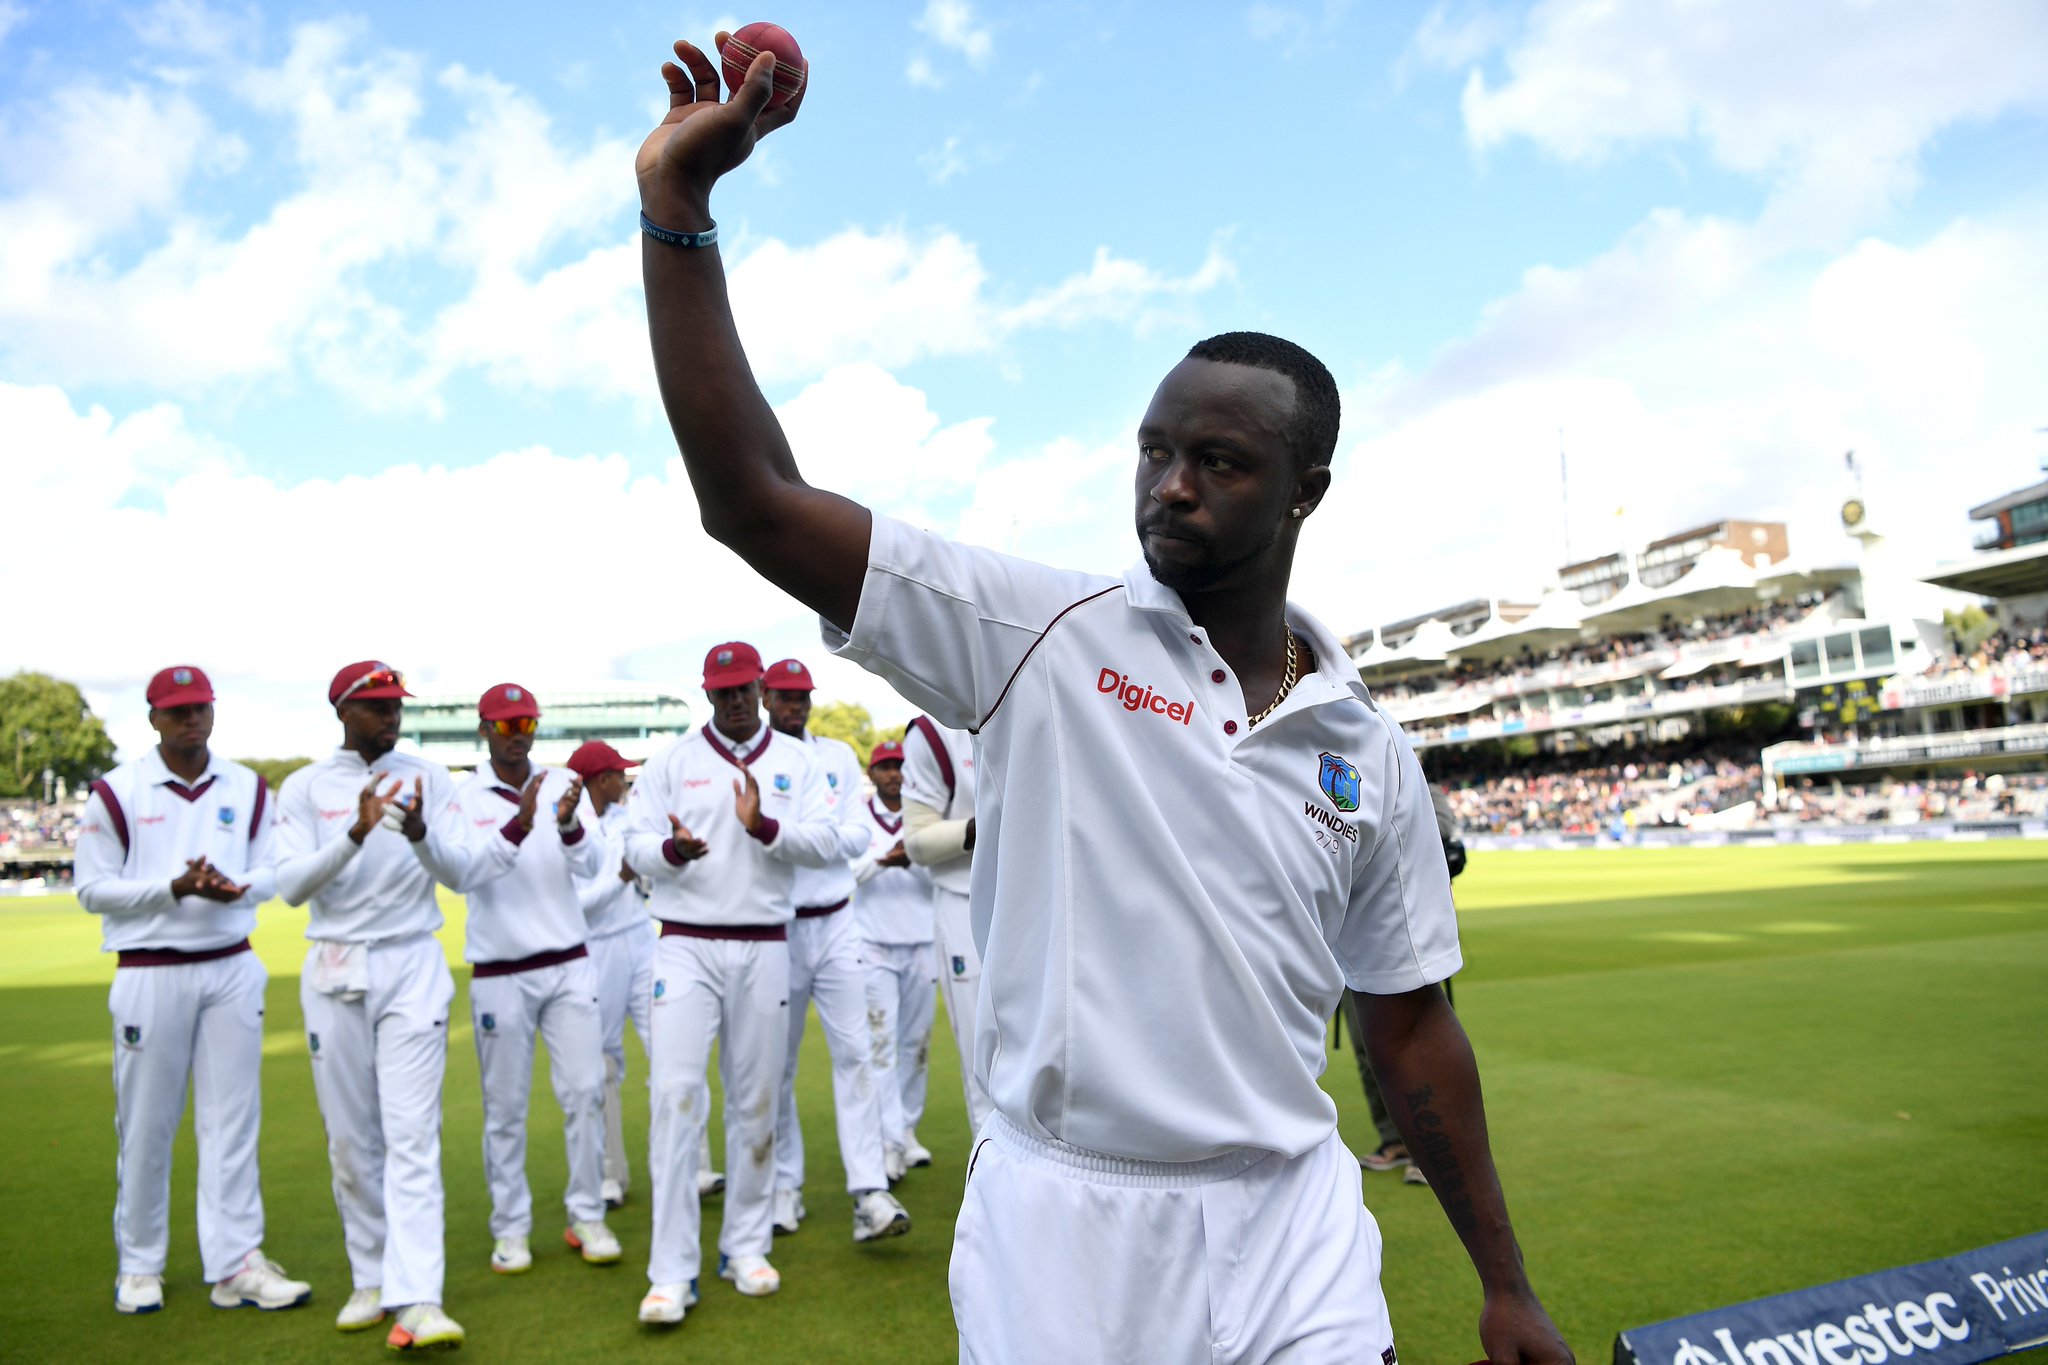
[{"x1": 1401, "y1": 1083, "x2": 1478, "y2": 1236}]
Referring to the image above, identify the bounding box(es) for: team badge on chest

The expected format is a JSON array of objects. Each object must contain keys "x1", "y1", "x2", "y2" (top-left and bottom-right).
[
  {"x1": 217, "y1": 805, "x2": 236, "y2": 828},
  {"x1": 773, "y1": 773, "x2": 791, "y2": 794},
  {"x1": 121, "y1": 1025, "x2": 143, "y2": 1049},
  {"x1": 1318, "y1": 752, "x2": 1362, "y2": 813},
  {"x1": 480, "y1": 1013, "x2": 496, "y2": 1033}
]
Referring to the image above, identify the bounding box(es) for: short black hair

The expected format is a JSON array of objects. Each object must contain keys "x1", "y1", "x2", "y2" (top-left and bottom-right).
[{"x1": 1185, "y1": 331, "x2": 1340, "y2": 470}]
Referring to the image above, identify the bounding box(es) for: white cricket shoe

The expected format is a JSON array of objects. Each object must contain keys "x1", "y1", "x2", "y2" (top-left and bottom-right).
[
  {"x1": 601, "y1": 1178, "x2": 625, "y2": 1208},
  {"x1": 718, "y1": 1253, "x2": 780, "y2": 1297},
  {"x1": 637, "y1": 1279, "x2": 699, "y2": 1325},
  {"x1": 771, "y1": 1187, "x2": 805, "y2": 1235},
  {"x1": 697, "y1": 1167, "x2": 725, "y2": 1197},
  {"x1": 490, "y1": 1236, "x2": 531, "y2": 1275},
  {"x1": 115, "y1": 1273, "x2": 163, "y2": 1315},
  {"x1": 884, "y1": 1143, "x2": 907, "y2": 1184},
  {"x1": 565, "y1": 1220, "x2": 622, "y2": 1265},
  {"x1": 852, "y1": 1189, "x2": 912, "y2": 1243},
  {"x1": 903, "y1": 1130, "x2": 933, "y2": 1168},
  {"x1": 209, "y1": 1250, "x2": 312, "y2": 1310},
  {"x1": 336, "y1": 1286, "x2": 386, "y2": 1332},
  {"x1": 386, "y1": 1302, "x2": 465, "y2": 1351}
]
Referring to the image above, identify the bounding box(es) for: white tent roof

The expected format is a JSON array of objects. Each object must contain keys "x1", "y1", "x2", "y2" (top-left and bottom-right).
[
  {"x1": 1582, "y1": 545, "x2": 1761, "y2": 630},
  {"x1": 1447, "y1": 590, "x2": 1588, "y2": 659}
]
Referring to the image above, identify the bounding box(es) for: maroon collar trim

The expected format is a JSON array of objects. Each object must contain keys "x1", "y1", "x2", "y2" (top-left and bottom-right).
[
  {"x1": 869, "y1": 798, "x2": 902, "y2": 833},
  {"x1": 162, "y1": 776, "x2": 218, "y2": 804},
  {"x1": 702, "y1": 726, "x2": 773, "y2": 770}
]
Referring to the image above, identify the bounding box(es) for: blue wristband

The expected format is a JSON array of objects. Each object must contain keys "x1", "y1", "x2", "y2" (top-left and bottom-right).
[{"x1": 640, "y1": 211, "x2": 718, "y2": 248}]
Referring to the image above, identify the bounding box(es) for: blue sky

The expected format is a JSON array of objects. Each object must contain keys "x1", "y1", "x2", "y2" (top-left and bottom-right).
[{"x1": 4, "y1": 0, "x2": 2047, "y2": 759}]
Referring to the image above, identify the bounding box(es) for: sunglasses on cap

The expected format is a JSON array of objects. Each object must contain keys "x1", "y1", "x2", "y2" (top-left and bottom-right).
[
  {"x1": 490, "y1": 716, "x2": 539, "y2": 737},
  {"x1": 337, "y1": 667, "x2": 405, "y2": 705}
]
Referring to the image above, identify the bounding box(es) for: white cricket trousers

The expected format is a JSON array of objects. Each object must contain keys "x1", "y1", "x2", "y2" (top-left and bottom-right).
[
  {"x1": 109, "y1": 947, "x2": 268, "y2": 1282},
  {"x1": 933, "y1": 886, "x2": 993, "y2": 1135},
  {"x1": 775, "y1": 908, "x2": 887, "y2": 1195},
  {"x1": 469, "y1": 953, "x2": 607, "y2": 1237},
  {"x1": 865, "y1": 940, "x2": 935, "y2": 1149},
  {"x1": 587, "y1": 926, "x2": 654, "y2": 1194},
  {"x1": 646, "y1": 930, "x2": 789, "y2": 1287},
  {"x1": 301, "y1": 933, "x2": 453, "y2": 1309},
  {"x1": 952, "y1": 1113, "x2": 1394, "y2": 1365}
]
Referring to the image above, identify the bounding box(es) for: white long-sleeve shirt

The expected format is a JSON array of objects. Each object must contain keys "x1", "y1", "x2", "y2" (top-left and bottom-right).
[
  {"x1": 901, "y1": 715, "x2": 976, "y2": 895},
  {"x1": 785, "y1": 732, "x2": 870, "y2": 912},
  {"x1": 851, "y1": 797, "x2": 933, "y2": 947},
  {"x1": 623, "y1": 723, "x2": 844, "y2": 930},
  {"x1": 427, "y1": 764, "x2": 602, "y2": 966},
  {"x1": 579, "y1": 802, "x2": 649, "y2": 941},
  {"x1": 75, "y1": 748, "x2": 276, "y2": 953},
  {"x1": 271, "y1": 746, "x2": 461, "y2": 943}
]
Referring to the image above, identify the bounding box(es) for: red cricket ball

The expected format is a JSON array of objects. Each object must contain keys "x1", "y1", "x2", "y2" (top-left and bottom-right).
[{"x1": 721, "y1": 22, "x2": 807, "y2": 109}]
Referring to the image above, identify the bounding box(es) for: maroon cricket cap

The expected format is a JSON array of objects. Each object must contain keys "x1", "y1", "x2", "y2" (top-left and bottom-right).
[
  {"x1": 329, "y1": 661, "x2": 413, "y2": 706},
  {"x1": 868, "y1": 741, "x2": 905, "y2": 767},
  {"x1": 146, "y1": 665, "x2": 215, "y2": 709},
  {"x1": 764, "y1": 658, "x2": 816, "y2": 692},
  {"x1": 478, "y1": 683, "x2": 541, "y2": 722},
  {"x1": 703, "y1": 641, "x2": 764, "y2": 690},
  {"x1": 566, "y1": 740, "x2": 638, "y2": 779}
]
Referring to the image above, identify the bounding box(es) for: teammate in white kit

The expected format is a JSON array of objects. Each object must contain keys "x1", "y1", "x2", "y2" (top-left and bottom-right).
[
  {"x1": 426, "y1": 685, "x2": 620, "y2": 1275},
  {"x1": 763, "y1": 658, "x2": 911, "y2": 1241},
  {"x1": 623, "y1": 642, "x2": 849, "y2": 1325},
  {"x1": 569, "y1": 739, "x2": 729, "y2": 1207},
  {"x1": 898, "y1": 715, "x2": 991, "y2": 1138},
  {"x1": 271, "y1": 662, "x2": 467, "y2": 1351},
  {"x1": 568, "y1": 740, "x2": 652, "y2": 1207},
  {"x1": 76, "y1": 665, "x2": 311, "y2": 1318},
  {"x1": 634, "y1": 54, "x2": 1572, "y2": 1364},
  {"x1": 851, "y1": 741, "x2": 938, "y2": 1179}
]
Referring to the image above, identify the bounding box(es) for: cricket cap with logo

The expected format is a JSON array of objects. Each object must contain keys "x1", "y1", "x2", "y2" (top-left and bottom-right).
[
  {"x1": 479, "y1": 683, "x2": 541, "y2": 722},
  {"x1": 567, "y1": 740, "x2": 639, "y2": 779},
  {"x1": 146, "y1": 665, "x2": 215, "y2": 710},
  {"x1": 764, "y1": 658, "x2": 816, "y2": 692},
  {"x1": 702, "y1": 641, "x2": 764, "y2": 690},
  {"x1": 328, "y1": 660, "x2": 413, "y2": 706},
  {"x1": 868, "y1": 740, "x2": 905, "y2": 767}
]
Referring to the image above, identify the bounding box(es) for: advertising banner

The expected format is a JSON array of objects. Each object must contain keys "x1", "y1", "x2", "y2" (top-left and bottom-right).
[{"x1": 1615, "y1": 1231, "x2": 2048, "y2": 1365}]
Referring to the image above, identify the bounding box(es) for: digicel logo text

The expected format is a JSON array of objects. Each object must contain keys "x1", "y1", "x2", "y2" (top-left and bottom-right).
[{"x1": 1097, "y1": 668, "x2": 1192, "y2": 725}]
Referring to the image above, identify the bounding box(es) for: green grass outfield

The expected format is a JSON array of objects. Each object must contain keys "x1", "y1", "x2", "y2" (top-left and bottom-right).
[{"x1": 0, "y1": 842, "x2": 2042, "y2": 1363}]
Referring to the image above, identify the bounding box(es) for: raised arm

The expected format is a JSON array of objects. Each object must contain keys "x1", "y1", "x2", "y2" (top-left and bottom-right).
[{"x1": 636, "y1": 35, "x2": 870, "y2": 629}]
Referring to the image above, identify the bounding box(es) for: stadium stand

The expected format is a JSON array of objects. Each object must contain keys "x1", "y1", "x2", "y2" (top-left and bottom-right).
[{"x1": 1349, "y1": 492, "x2": 2048, "y2": 848}]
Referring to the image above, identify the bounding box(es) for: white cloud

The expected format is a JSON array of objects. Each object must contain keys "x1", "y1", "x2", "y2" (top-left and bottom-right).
[
  {"x1": 0, "y1": 362, "x2": 1020, "y2": 759},
  {"x1": 0, "y1": 2, "x2": 30, "y2": 49},
  {"x1": 920, "y1": 136, "x2": 970, "y2": 184},
  {"x1": 1439, "y1": 0, "x2": 2048, "y2": 239},
  {"x1": 1302, "y1": 210, "x2": 2048, "y2": 634},
  {"x1": 1000, "y1": 240, "x2": 1236, "y2": 334},
  {"x1": 914, "y1": 0, "x2": 993, "y2": 65},
  {"x1": 0, "y1": 19, "x2": 634, "y2": 408},
  {"x1": 1248, "y1": 1, "x2": 1352, "y2": 57}
]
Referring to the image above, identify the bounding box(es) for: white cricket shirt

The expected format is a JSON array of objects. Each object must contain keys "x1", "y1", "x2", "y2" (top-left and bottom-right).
[
  {"x1": 852, "y1": 797, "x2": 934, "y2": 947},
  {"x1": 901, "y1": 717, "x2": 976, "y2": 895},
  {"x1": 272, "y1": 746, "x2": 460, "y2": 943},
  {"x1": 826, "y1": 515, "x2": 1462, "y2": 1162},
  {"x1": 76, "y1": 748, "x2": 276, "y2": 953},
  {"x1": 579, "y1": 802, "x2": 649, "y2": 941},
  {"x1": 431, "y1": 765, "x2": 603, "y2": 966},
  {"x1": 784, "y1": 732, "x2": 871, "y2": 912},
  {"x1": 622, "y1": 723, "x2": 846, "y2": 929}
]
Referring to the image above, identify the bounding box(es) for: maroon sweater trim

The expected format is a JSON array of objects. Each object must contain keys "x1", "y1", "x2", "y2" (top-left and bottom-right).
[
  {"x1": 659, "y1": 921, "x2": 787, "y2": 942},
  {"x1": 471, "y1": 944, "x2": 589, "y2": 979},
  {"x1": 118, "y1": 938, "x2": 251, "y2": 968}
]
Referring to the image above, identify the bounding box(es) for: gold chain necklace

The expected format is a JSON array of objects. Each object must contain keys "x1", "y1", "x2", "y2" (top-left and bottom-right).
[{"x1": 1248, "y1": 626, "x2": 1300, "y2": 728}]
